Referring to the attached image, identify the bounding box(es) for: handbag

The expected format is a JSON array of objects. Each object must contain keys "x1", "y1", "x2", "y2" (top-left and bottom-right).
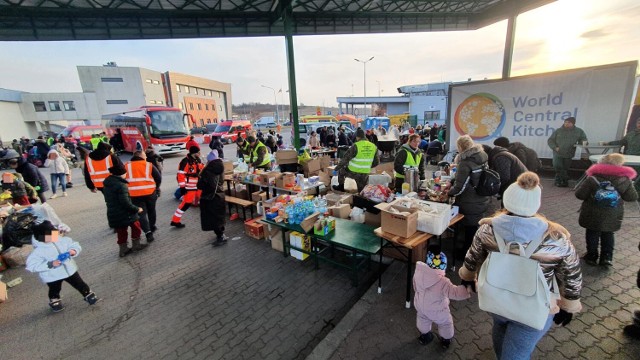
[{"x1": 477, "y1": 230, "x2": 554, "y2": 330}]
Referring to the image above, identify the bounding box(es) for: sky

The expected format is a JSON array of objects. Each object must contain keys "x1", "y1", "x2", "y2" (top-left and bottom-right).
[{"x1": 0, "y1": 0, "x2": 639, "y2": 108}]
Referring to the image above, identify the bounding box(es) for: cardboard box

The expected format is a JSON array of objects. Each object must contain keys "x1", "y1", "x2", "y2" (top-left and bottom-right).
[
  {"x1": 319, "y1": 155, "x2": 332, "y2": 169},
  {"x1": 222, "y1": 160, "x2": 234, "y2": 174},
  {"x1": 0, "y1": 281, "x2": 6, "y2": 302},
  {"x1": 230, "y1": 189, "x2": 249, "y2": 200},
  {"x1": 372, "y1": 162, "x2": 395, "y2": 175},
  {"x1": 302, "y1": 158, "x2": 321, "y2": 177},
  {"x1": 325, "y1": 192, "x2": 353, "y2": 207},
  {"x1": 314, "y1": 217, "x2": 336, "y2": 236},
  {"x1": 382, "y1": 243, "x2": 426, "y2": 264},
  {"x1": 375, "y1": 203, "x2": 419, "y2": 238},
  {"x1": 267, "y1": 225, "x2": 289, "y2": 252},
  {"x1": 276, "y1": 172, "x2": 296, "y2": 189},
  {"x1": 259, "y1": 172, "x2": 280, "y2": 187},
  {"x1": 318, "y1": 170, "x2": 332, "y2": 187},
  {"x1": 289, "y1": 231, "x2": 311, "y2": 261},
  {"x1": 300, "y1": 212, "x2": 321, "y2": 233},
  {"x1": 251, "y1": 191, "x2": 268, "y2": 203},
  {"x1": 328, "y1": 204, "x2": 351, "y2": 219},
  {"x1": 275, "y1": 150, "x2": 298, "y2": 165},
  {"x1": 244, "y1": 217, "x2": 265, "y2": 240},
  {"x1": 364, "y1": 211, "x2": 381, "y2": 227}
]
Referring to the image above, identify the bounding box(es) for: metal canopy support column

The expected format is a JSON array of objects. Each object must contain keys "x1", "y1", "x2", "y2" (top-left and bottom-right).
[
  {"x1": 502, "y1": 14, "x2": 517, "y2": 79},
  {"x1": 284, "y1": 6, "x2": 300, "y2": 150}
]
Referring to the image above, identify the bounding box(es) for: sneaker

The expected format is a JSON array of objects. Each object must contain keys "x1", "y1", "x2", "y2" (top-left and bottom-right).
[
  {"x1": 441, "y1": 338, "x2": 452, "y2": 349},
  {"x1": 212, "y1": 238, "x2": 227, "y2": 247},
  {"x1": 218, "y1": 235, "x2": 229, "y2": 243},
  {"x1": 418, "y1": 332, "x2": 434, "y2": 346},
  {"x1": 582, "y1": 253, "x2": 598, "y2": 266},
  {"x1": 145, "y1": 232, "x2": 155, "y2": 243},
  {"x1": 600, "y1": 259, "x2": 613, "y2": 267},
  {"x1": 66, "y1": 182, "x2": 73, "y2": 188},
  {"x1": 50, "y1": 194, "x2": 58, "y2": 199},
  {"x1": 62, "y1": 192, "x2": 68, "y2": 197},
  {"x1": 170, "y1": 221, "x2": 185, "y2": 228},
  {"x1": 84, "y1": 292, "x2": 101, "y2": 305},
  {"x1": 49, "y1": 299, "x2": 65, "y2": 312}
]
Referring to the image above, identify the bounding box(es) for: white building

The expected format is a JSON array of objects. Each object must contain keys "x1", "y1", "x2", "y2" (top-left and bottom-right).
[{"x1": 0, "y1": 88, "x2": 33, "y2": 142}]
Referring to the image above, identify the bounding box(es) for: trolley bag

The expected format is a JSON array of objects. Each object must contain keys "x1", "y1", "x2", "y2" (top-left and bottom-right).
[{"x1": 477, "y1": 230, "x2": 552, "y2": 330}]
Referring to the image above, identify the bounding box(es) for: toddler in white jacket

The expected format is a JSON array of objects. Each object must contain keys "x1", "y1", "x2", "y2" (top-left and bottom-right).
[{"x1": 26, "y1": 220, "x2": 100, "y2": 312}]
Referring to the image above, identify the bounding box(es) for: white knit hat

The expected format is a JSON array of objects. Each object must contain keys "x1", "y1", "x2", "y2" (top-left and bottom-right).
[{"x1": 502, "y1": 172, "x2": 541, "y2": 217}]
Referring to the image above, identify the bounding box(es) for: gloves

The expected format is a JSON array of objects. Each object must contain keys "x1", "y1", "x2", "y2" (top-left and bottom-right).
[
  {"x1": 553, "y1": 309, "x2": 573, "y2": 326},
  {"x1": 57, "y1": 252, "x2": 71, "y2": 262},
  {"x1": 461, "y1": 279, "x2": 476, "y2": 293},
  {"x1": 180, "y1": 187, "x2": 187, "y2": 196}
]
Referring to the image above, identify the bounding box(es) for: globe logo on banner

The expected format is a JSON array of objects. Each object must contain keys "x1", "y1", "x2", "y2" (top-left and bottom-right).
[{"x1": 454, "y1": 93, "x2": 506, "y2": 140}]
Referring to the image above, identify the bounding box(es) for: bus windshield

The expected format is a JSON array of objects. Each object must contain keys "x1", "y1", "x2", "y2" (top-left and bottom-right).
[
  {"x1": 148, "y1": 110, "x2": 188, "y2": 137},
  {"x1": 214, "y1": 125, "x2": 231, "y2": 133}
]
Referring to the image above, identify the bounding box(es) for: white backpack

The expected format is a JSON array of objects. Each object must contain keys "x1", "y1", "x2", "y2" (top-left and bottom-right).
[{"x1": 477, "y1": 230, "x2": 554, "y2": 330}]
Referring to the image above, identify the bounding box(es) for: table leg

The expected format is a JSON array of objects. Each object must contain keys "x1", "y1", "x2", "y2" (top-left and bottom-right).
[
  {"x1": 406, "y1": 249, "x2": 412, "y2": 309},
  {"x1": 281, "y1": 228, "x2": 288, "y2": 258},
  {"x1": 352, "y1": 250, "x2": 358, "y2": 287},
  {"x1": 378, "y1": 237, "x2": 383, "y2": 294}
]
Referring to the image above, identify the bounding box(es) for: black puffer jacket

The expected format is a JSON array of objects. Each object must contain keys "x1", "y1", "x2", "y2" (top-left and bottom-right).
[
  {"x1": 14, "y1": 157, "x2": 49, "y2": 192},
  {"x1": 488, "y1": 146, "x2": 527, "y2": 196},
  {"x1": 102, "y1": 175, "x2": 140, "y2": 228},
  {"x1": 448, "y1": 144, "x2": 490, "y2": 226},
  {"x1": 508, "y1": 142, "x2": 540, "y2": 172},
  {"x1": 575, "y1": 163, "x2": 638, "y2": 232}
]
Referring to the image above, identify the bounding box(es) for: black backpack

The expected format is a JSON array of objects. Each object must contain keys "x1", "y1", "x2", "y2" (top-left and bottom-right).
[{"x1": 473, "y1": 165, "x2": 501, "y2": 196}]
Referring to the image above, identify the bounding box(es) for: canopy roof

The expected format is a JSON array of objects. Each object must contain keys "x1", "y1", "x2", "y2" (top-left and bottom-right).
[{"x1": 0, "y1": 0, "x2": 554, "y2": 41}]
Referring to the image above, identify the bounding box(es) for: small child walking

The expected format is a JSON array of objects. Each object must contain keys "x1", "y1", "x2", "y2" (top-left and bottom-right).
[
  {"x1": 413, "y1": 245, "x2": 472, "y2": 348},
  {"x1": 26, "y1": 220, "x2": 100, "y2": 312}
]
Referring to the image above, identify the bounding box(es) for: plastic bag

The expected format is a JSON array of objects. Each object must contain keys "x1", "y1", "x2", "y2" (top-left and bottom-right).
[
  {"x1": 331, "y1": 176, "x2": 339, "y2": 187},
  {"x1": 344, "y1": 178, "x2": 358, "y2": 192},
  {"x1": 360, "y1": 184, "x2": 393, "y2": 203},
  {"x1": 349, "y1": 207, "x2": 365, "y2": 223},
  {"x1": 2, "y1": 212, "x2": 36, "y2": 249},
  {"x1": 2, "y1": 245, "x2": 33, "y2": 267}
]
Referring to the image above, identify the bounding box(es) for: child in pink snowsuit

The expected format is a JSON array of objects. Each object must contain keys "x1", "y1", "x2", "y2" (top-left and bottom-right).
[{"x1": 413, "y1": 245, "x2": 472, "y2": 348}]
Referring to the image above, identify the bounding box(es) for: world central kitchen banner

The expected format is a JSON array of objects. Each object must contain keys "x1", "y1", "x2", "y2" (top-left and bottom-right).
[{"x1": 448, "y1": 61, "x2": 638, "y2": 159}]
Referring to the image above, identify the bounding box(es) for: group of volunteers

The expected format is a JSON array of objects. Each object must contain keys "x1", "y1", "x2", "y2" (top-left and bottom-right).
[{"x1": 3, "y1": 115, "x2": 640, "y2": 356}]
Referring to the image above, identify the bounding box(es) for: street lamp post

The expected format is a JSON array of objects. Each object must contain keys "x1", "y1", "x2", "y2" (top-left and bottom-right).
[
  {"x1": 354, "y1": 56, "x2": 374, "y2": 117},
  {"x1": 261, "y1": 85, "x2": 278, "y2": 122}
]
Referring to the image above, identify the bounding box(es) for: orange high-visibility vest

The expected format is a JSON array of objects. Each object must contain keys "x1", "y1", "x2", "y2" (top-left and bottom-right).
[
  {"x1": 177, "y1": 159, "x2": 203, "y2": 191},
  {"x1": 125, "y1": 160, "x2": 156, "y2": 197},
  {"x1": 85, "y1": 156, "x2": 113, "y2": 189}
]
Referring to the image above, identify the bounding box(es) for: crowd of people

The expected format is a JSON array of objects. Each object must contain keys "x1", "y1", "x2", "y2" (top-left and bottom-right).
[{"x1": 1, "y1": 116, "x2": 639, "y2": 356}]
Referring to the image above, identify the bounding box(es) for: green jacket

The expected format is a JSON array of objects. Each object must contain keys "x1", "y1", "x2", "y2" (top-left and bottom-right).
[
  {"x1": 547, "y1": 126, "x2": 587, "y2": 158},
  {"x1": 609, "y1": 129, "x2": 640, "y2": 155},
  {"x1": 102, "y1": 175, "x2": 140, "y2": 229}
]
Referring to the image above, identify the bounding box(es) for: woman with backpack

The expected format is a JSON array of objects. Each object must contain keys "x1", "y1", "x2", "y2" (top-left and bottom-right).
[
  {"x1": 447, "y1": 135, "x2": 491, "y2": 253},
  {"x1": 459, "y1": 171, "x2": 583, "y2": 359},
  {"x1": 575, "y1": 153, "x2": 638, "y2": 267}
]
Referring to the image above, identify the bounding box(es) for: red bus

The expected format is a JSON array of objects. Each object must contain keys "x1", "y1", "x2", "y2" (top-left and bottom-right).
[{"x1": 104, "y1": 106, "x2": 192, "y2": 155}]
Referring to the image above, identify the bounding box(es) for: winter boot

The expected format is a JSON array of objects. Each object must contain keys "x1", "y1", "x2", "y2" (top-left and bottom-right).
[
  {"x1": 119, "y1": 243, "x2": 133, "y2": 257},
  {"x1": 440, "y1": 338, "x2": 452, "y2": 349},
  {"x1": 84, "y1": 292, "x2": 101, "y2": 305},
  {"x1": 599, "y1": 253, "x2": 613, "y2": 267},
  {"x1": 145, "y1": 231, "x2": 155, "y2": 243},
  {"x1": 170, "y1": 221, "x2": 185, "y2": 228},
  {"x1": 418, "y1": 332, "x2": 434, "y2": 345},
  {"x1": 132, "y1": 238, "x2": 148, "y2": 251},
  {"x1": 582, "y1": 253, "x2": 599, "y2": 266},
  {"x1": 624, "y1": 324, "x2": 640, "y2": 340},
  {"x1": 212, "y1": 237, "x2": 227, "y2": 247},
  {"x1": 49, "y1": 299, "x2": 65, "y2": 312},
  {"x1": 218, "y1": 234, "x2": 229, "y2": 243}
]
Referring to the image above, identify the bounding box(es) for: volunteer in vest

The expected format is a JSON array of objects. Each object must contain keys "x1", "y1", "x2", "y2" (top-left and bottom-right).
[
  {"x1": 459, "y1": 172, "x2": 582, "y2": 360},
  {"x1": 100, "y1": 132, "x2": 109, "y2": 144},
  {"x1": 547, "y1": 117, "x2": 587, "y2": 187},
  {"x1": 236, "y1": 137, "x2": 251, "y2": 162},
  {"x1": 170, "y1": 146, "x2": 204, "y2": 228},
  {"x1": 575, "y1": 153, "x2": 638, "y2": 267},
  {"x1": 125, "y1": 150, "x2": 162, "y2": 243},
  {"x1": 246, "y1": 136, "x2": 271, "y2": 170},
  {"x1": 333, "y1": 128, "x2": 379, "y2": 193},
  {"x1": 90, "y1": 134, "x2": 102, "y2": 150},
  {"x1": 83, "y1": 142, "x2": 122, "y2": 192},
  {"x1": 394, "y1": 133, "x2": 425, "y2": 192}
]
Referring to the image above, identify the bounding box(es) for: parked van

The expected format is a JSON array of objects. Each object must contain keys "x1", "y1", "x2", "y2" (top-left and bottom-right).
[
  {"x1": 59, "y1": 125, "x2": 106, "y2": 143},
  {"x1": 253, "y1": 117, "x2": 277, "y2": 129},
  {"x1": 211, "y1": 120, "x2": 252, "y2": 144}
]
